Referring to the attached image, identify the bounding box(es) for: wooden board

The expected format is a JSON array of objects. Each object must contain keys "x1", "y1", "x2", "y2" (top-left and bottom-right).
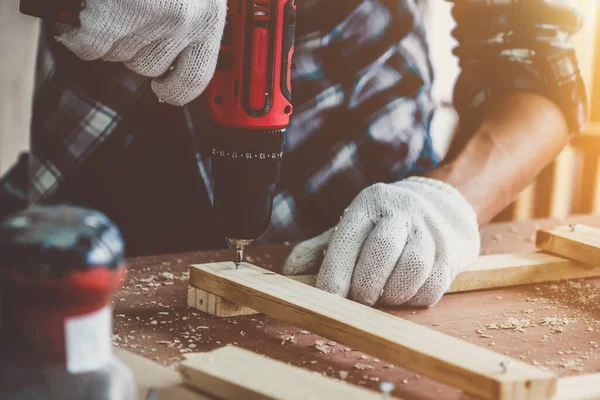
[
  {"x1": 114, "y1": 347, "x2": 209, "y2": 400},
  {"x1": 190, "y1": 250, "x2": 600, "y2": 317},
  {"x1": 180, "y1": 345, "x2": 390, "y2": 400},
  {"x1": 556, "y1": 373, "x2": 600, "y2": 400},
  {"x1": 536, "y1": 225, "x2": 600, "y2": 267},
  {"x1": 447, "y1": 251, "x2": 600, "y2": 293},
  {"x1": 187, "y1": 274, "x2": 316, "y2": 317},
  {"x1": 189, "y1": 262, "x2": 557, "y2": 400}
]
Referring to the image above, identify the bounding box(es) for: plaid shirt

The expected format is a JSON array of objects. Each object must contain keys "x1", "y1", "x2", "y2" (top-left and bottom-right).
[{"x1": 0, "y1": 0, "x2": 587, "y2": 255}]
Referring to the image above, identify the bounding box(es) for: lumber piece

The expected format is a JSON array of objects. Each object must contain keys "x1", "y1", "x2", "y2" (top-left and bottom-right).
[
  {"x1": 180, "y1": 345, "x2": 390, "y2": 400},
  {"x1": 556, "y1": 373, "x2": 600, "y2": 400},
  {"x1": 187, "y1": 274, "x2": 316, "y2": 317},
  {"x1": 189, "y1": 262, "x2": 557, "y2": 400},
  {"x1": 189, "y1": 251, "x2": 598, "y2": 317},
  {"x1": 447, "y1": 251, "x2": 598, "y2": 293},
  {"x1": 536, "y1": 225, "x2": 600, "y2": 267},
  {"x1": 114, "y1": 347, "x2": 209, "y2": 400}
]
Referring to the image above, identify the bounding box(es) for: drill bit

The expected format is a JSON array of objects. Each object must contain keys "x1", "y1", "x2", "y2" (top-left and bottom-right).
[
  {"x1": 234, "y1": 244, "x2": 245, "y2": 269},
  {"x1": 227, "y1": 239, "x2": 253, "y2": 269}
]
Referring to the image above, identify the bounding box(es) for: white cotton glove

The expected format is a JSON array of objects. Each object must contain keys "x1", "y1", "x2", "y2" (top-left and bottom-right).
[
  {"x1": 283, "y1": 177, "x2": 481, "y2": 307},
  {"x1": 55, "y1": 0, "x2": 227, "y2": 106}
]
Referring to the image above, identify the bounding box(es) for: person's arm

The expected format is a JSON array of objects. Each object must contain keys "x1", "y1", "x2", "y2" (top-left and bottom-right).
[
  {"x1": 426, "y1": 92, "x2": 569, "y2": 225},
  {"x1": 281, "y1": 0, "x2": 588, "y2": 308},
  {"x1": 433, "y1": 0, "x2": 588, "y2": 225}
]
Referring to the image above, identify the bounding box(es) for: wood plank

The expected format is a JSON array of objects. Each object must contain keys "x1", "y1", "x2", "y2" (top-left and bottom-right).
[
  {"x1": 189, "y1": 251, "x2": 600, "y2": 317},
  {"x1": 536, "y1": 225, "x2": 600, "y2": 267},
  {"x1": 556, "y1": 373, "x2": 600, "y2": 400},
  {"x1": 446, "y1": 251, "x2": 599, "y2": 293},
  {"x1": 189, "y1": 262, "x2": 557, "y2": 400},
  {"x1": 180, "y1": 345, "x2": 390, "y2": 400},
  {"x1": 187, "y1": 274, "x2": 316, "y2": 317},
  {"x1": 114, "y1": 347, "x2": 210, "y2": 400}
]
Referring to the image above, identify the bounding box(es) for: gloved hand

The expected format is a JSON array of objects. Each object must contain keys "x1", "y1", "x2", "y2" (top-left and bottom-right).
[
  {"x1": 283, "y1": 177, "x2": 481, "y2": 307},
  {"x1": 55, "y1": 0, "x2": 227, "y2": 106}
]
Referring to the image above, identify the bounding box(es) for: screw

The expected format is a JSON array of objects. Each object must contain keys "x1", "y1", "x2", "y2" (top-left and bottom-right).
[
  {"x1": 380, "y1": 382, "x2": 395, "y2": 399},
  {"x1": 500, "y1": 360, "x2": 514, "y2": 373},
  {"x1": 570, "y1": 224, "x2": 580, "y2": 232}
]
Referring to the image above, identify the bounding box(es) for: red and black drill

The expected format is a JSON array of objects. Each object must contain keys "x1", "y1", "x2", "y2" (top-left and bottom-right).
[{"x1": 20, "y1": 0, "x2": 296, "y2": 264}]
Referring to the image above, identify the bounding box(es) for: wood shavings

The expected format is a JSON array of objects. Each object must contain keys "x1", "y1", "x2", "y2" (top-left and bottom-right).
[
  {"x1": 150, "y1": 321, "x2": 158, "y2": 325},
  {"x1": 314, "y1": 340, "x2": 332, "y2": 354},
  {"x1": 159, "y1": 272, "x2": 174, "y2": 280},
  {"x1": 338, "y1": 371, "x2": 348, "y2": 380},
  {"x1": 354, "y1": 363, "x2": 374, "y2": 370},
  {"x1": 487, "y1": 318, "x2": 531, "y2": 332},
  {"x1": 541, "y1": 316, "x2": 574, "y2": 333},
  {"x1": 279, "y1": 333, "x2": 296, "y2": 345}
]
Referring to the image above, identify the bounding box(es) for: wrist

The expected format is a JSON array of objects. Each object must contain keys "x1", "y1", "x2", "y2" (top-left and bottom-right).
[{"x1": 403, "y1": 176, "x2": 479, "y2": 229}]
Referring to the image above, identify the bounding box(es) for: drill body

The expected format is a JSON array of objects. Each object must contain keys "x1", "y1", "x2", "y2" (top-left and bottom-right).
[
  {"x1": 207, "y1": 0, "x2": 296, "y2": 256},
  {"x1": 19, "y1": 0, "x2": 296, "y2": 257}
]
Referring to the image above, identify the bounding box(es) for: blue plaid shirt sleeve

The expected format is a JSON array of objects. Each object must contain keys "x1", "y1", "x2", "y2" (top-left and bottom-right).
[{"x1": 447, "y1": 0, "x2": 588, "y2": 136}]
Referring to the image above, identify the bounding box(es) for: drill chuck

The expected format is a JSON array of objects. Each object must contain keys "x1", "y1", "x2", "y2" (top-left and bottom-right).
[{"x1": 211, "y1": 127, "x2": 285, "y2": 241}]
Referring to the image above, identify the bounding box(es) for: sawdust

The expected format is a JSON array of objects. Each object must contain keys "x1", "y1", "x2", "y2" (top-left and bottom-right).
[
  {"x1": 314, "y1": 340, "x2": 333, "y2": 354},
  {"x1": 354, "y1": 363, "x2": 374, "y2": 370},
  {"x1": 338, "y1": 371, "x2": 349, "y2": 380},
  {"x1": 279, "y1": 333, "x2": 297, "y2": 345},
  {"x1": 487, "y1": 318, "x2": 532, "y2": 332}
]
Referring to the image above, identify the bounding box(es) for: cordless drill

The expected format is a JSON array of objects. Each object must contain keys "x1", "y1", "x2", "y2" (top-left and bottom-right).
[{"x1": 20, "y1": 0, "x2": 296, "y2": 265}]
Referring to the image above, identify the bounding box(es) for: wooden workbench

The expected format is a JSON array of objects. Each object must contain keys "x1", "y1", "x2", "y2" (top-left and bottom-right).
[{"x1": 112, "y1": 214, "x2": 600, "y2": 400}]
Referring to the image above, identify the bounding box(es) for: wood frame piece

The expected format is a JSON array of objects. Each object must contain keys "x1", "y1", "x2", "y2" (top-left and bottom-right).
[
  {"x1": 189, "y1": 262, "x2": 557, "y2": 400},
  {"x1": 179, "y1": 345, "x2": 390, "y2": 400},
  {"x1": 556, "y1": 373, "x2": 600, "y2": 400},
  {"x1": 116, "y1": 345, "x2": 600, "y2": 400},
  {"x1": 189, "y1": 250, "x2": 600, "y2": 318},
  {"x1": 536, "y1": 224, "x2": 600, "y2": 267},
  {"x1": 114, "y1": 347, "x2": 210, "y2": 400}
]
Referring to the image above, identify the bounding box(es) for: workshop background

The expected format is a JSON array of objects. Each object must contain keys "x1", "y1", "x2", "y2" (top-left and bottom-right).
[{"x1": 1, "y1": 0, "x2": 599, "y2": 221}]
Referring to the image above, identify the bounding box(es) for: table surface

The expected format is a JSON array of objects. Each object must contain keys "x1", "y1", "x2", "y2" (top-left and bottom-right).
[{"x1": 113, "y1": 214, "x2": 600, "y2": 400}]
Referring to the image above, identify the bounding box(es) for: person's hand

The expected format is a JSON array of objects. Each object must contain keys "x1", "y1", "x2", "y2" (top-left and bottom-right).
[
  {"x1": 283, "y1": 177, "x2": 481, "y2": 307},
  {"x1": 55, "y1": 0, "x2": 227, "y2": 106}
]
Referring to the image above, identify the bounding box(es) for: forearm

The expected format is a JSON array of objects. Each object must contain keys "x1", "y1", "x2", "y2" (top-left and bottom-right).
[{"x1": 425, "y1": 92, "x2": 569, "y2": 225}]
